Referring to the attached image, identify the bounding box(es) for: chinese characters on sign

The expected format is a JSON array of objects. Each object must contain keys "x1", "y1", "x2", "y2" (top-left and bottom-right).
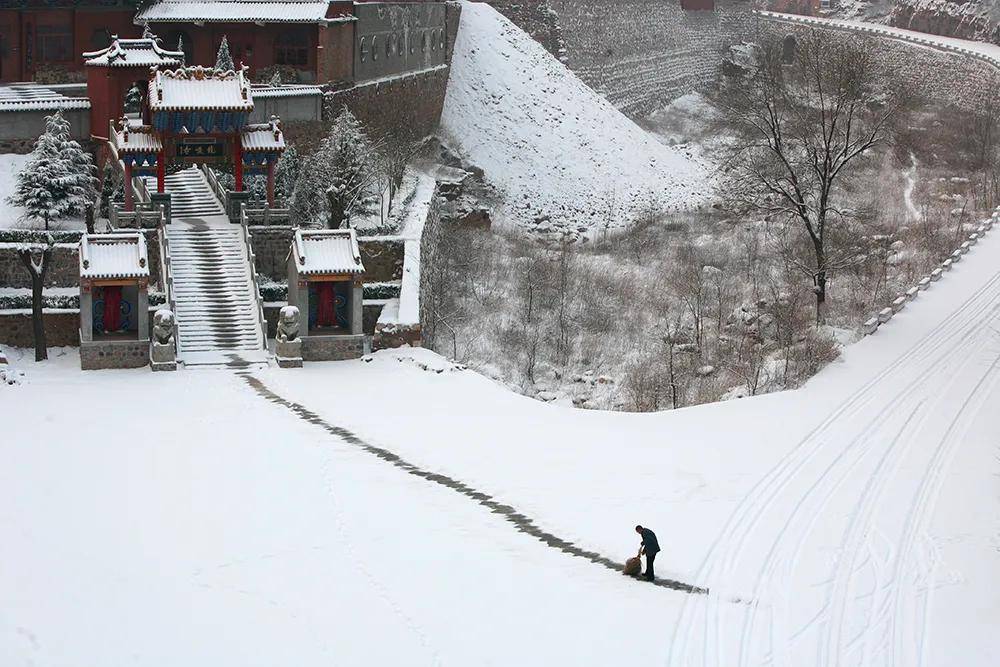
[{"x1": 176, "y1": 140, "x2": 225, "y2": 160}]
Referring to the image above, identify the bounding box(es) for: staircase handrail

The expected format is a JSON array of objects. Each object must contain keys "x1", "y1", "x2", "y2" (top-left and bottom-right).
[
  {"x1": 239, "y1": 202, "x2": 269, "y2": 352},
  {"x1": 200, "y1": 163, "x2": 230, "y2": 211},
  {"x1": 156, "y1": 204, "x2": 179, "y2": 353},
  {"x1": 132, "y1": 175, "x2": 151, "y2": 205}
]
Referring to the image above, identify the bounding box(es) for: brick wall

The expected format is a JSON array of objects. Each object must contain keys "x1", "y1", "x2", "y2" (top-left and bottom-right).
[{"x1": 324, "y1": 64, "x2": 452, "y2": 142}]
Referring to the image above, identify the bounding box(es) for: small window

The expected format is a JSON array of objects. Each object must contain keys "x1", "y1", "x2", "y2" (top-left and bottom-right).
[
  {"x1": 430, "y1": 29, "x2": 438, "y2": 52},
  {"x1": 408, "y1": 32, "x2": 415, "y2": 55},
  {"x1": 439, "y1": 30, "x2": 446, "y2": 50},
  {"x1": 359, "y1": 35, "x2": 368, "y2": 63},
  {"x1": 371, "y1": 35, "x2": 378, "y2": 61},
  {"x1": 386, "y1": 33, "x2": 394, "y2": 58},
  {"x1": 421, "y1": 32, "x2": 428, "y2": 54}
]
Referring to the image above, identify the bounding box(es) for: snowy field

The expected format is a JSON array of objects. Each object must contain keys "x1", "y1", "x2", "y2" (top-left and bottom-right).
[
  {"x1": 441, "y1": 3, "x2": 711, "y2": 238},
  {"x1": 3, "y1": 222, "x2": 1000, "y2": 664}
]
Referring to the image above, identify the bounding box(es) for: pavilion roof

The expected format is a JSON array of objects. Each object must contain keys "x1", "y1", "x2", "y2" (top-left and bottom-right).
[
  {"x1": 242, "y1": 117, "x2": 285, "y2": 152},
  {"x1": 80, "y1": 233, "x2": 150, "y2": 281},
  {"x1": 137, "y1": 0, "x2": 357, "y2": 24},
  {"x1": 83, "y1": 36, "x2": 184, "y2": 68},
  {"x1": 110, "y1": 122, "x2": 163, "y2": 154},
  {"x1": 291, "y1": 229, "x2": 365, "y2": 276},
  {"x1": 149, "y1": 66, "x2": 254, "y2": 113}
]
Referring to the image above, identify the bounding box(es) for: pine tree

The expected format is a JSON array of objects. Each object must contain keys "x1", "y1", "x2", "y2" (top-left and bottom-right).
[
  {"x1": 6, "y1": 110, "x2": 98, "y2": 230},
  {"x1": 142, "y1": 22, "x2": 153, "y2": 39},
  {"x1": 291, "y1": 110, "x2": 378, "y2": 228},
  {"x1": 274, "y1": 144, "x2": 299, "y2": 203},
  {"x1": 268, "y1": 71, "x2": 282, "y2": 87},
  {"x1": 124, "y1": 83, "x2": 143, "y2": 114},
  {"x1": 176, "y1": 34, "x2": 185, "y2": 62},
  {"x1": 215, "y1": 35, "x2": 235, "y2": 72}
]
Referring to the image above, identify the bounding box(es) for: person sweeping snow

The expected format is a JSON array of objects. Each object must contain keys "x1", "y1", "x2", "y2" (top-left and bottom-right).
[{"x1": 635, "y1": 525, "x2": 660, "y2": 581}]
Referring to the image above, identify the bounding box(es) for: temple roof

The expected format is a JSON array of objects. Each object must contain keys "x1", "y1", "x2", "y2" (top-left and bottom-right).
[
  {"x1": 137, "y1": 0, "x2": 357, "y2": 24},
  {"x1": 80, "y1": 233, "x2": 150, "y2": 281},
  {"x1": 149, "y1": 66, "x2": 254, "y2": 112},
  {"x1": 110, "y1": 122, "x2": 163, "y2": 154},
  {"x1": 83, "y1": 36, "x2": 184, "y2": 68},
  {"x1": 292, "y1": 229, "x2": 365, "y2": 276},
  {"x1": 242, "y1": 117, "x2": 285, "y2": 152}
]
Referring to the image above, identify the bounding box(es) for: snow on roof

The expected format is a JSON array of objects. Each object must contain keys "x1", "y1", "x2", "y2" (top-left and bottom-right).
[
  {"x1": 111, "y1": 122, "x2": 163, "y2": 154},
  {"x1": 242, "y1": 117, "x2": 285, "y2": 152},
  {"x1": 79, "y1": 233, "x2": 150, "y2": 281},
  {"x1": 0, "y1": 84, "x2": 90, "y2": 112},
  {"x1": 292, "y1": 229, "x2": 365, "y2": 276},
  {"x1": 83, "y1": 36, "x2": 184, "y2": 68},
  {"x1": 137, "y1": 0, "x2": 355, "y2": 24},
  {"x1": 250, "y1": 84, "x2": 323, "y2": 99},
  {"x1": 149, "y1": 66, "x2": 253, "y2": 112}
]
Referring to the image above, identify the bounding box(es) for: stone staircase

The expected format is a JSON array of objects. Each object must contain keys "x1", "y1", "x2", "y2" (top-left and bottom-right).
[{"x1": 159, "y1": 168, "x2": 269, "y2": 368}]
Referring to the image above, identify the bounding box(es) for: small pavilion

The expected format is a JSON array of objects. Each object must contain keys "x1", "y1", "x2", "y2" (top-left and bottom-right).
[
  {"x1": 287, "y1": 229, "x2": 367, "y2": 361},
  {"x1": 78, "y1": 233, "x2": 152, "y2": 370},
  {"x1": 90, "y1": 46, "x2": 286, "y2": 210}
]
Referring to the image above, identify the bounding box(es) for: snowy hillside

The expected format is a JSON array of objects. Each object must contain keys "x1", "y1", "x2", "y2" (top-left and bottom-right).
[
  {"x1": 441, "y1": 2, "x2": 711, "y2": 238},
  {"x1": 3, "y1": 213, "x2": 1000, "y2": 663}
]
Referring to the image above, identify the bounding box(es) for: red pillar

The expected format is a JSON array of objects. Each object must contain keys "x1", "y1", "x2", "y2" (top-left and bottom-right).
[
  {"x1": 234, "y1": 139, "x2": 244, "y2": 192},
  {"x1": 266, "y1": 159, "x2": 275, "y2": 207},
  {"x1": 156, "y1": 152, "x2": 165, "y2": 193},
  {"x1": 124, "y1": 162, "x2": 134, "y2": 211}
]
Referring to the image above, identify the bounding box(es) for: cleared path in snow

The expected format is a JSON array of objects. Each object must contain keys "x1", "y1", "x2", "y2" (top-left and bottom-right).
[{"x1": 242, "y1": 373, "x2": 709, "y2": 595}]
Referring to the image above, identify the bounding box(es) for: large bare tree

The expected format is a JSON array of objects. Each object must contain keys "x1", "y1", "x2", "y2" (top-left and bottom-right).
[{"x1": 724, "y1": 30, "x2": 907, "y2": 322}]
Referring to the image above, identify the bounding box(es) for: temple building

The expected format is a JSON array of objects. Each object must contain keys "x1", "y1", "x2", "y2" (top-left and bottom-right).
[{"x1": 1, "y1": 0, "x2": 450, "y2": 85}]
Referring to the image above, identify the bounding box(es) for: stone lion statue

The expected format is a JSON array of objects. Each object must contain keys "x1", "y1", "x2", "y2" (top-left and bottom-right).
[
  {"x1": 277, "y1": 306, "x2": 300, "y2": 342},
  {"x1": 152, "y1": 309, "x2": 175, "y2": 345}
]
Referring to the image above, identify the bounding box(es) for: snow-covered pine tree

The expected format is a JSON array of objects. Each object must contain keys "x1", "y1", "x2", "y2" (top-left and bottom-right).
[
  {"x1": 7, "y1": 110, "x2": 97, "y2": 230},
  {"x1": 124, "y1": 83, "x2": 143, "y2": 114},
  {"x1": 268, "y1": 71, "x2": 282, "y2": 87},
  {"x1": 215, "y1": 36, "x2": 235, "y2": 72},
  {"x1": 98, "y1": 160, "x2": 124, "y2": 219},
  {"x1": 176, "y1": 34, "x2": 185, "y2": 61},
  {"x1": 274, "y1": 144, "x2": 299, "y2": 203},
  {"x1": 291, "y1": 109, "x2": 378, "y2": 228},
  {"x1": 142, "y1": 22, "x2": 153, "y2": 39}
]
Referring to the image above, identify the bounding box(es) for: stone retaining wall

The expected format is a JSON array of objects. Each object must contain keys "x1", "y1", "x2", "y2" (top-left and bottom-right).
[
  {"x1": 0, "y1": 310, "x2": 80, "y2": 348},
  {"x1": 301, "y1": 334, "x2": 367, "y2": 361},
  {"x1": 80, "y1": 339, "x2": 149, "y2": 371}
]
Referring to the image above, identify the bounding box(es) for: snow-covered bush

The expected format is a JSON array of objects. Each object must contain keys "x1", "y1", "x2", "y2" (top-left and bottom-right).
[{"x1": 6, "y1": 109, "x2": 97, "y2": 230}]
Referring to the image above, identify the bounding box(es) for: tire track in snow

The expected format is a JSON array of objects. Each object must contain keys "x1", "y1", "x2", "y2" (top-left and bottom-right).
[
  {"x1": 669, "y1": 266, "x2": 1000, "y2": 666},
  {"x1": 241, "y1": 374, "x2": 709, "y2": 595},
  {"x1": 888, "y1": 351, "x2": 1000, "y2": 667}
]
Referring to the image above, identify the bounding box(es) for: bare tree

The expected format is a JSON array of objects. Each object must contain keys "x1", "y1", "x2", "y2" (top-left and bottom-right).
[
  {"x1": 724, "y1": 30, "x2": 906, "y2": 322},
  {"x1": 17, "y1": 240, "x2": 53, "y2": 361}
]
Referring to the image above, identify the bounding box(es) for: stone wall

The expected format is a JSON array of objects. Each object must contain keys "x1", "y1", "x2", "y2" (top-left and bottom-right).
[
  {"x1": 80, "y1": 339, "x2": 150, "y2": 371},
  {"x1": 0, "y1": 231, "x2": 162, "y2": 289},
  {"x1": 479, "y1": 0, "x2": 567, "y2": 59},
  {"x1": 548, "y1": 0, "x2": 753, "y2": 117},
  {"x1": 753, "y1": 16, "x2": 1000, "y2": 113},
  {"x1": 0, "y1": 310, "x2": 80, "y2": 347},
  {"x1": 301, "y1": 334, "x2": 367, "y2": 361}
]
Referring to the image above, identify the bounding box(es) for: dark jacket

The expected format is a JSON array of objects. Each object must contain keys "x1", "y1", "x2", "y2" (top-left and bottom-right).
[{"x1": 639, "y1": 528, "x2": 660, "y2": 554}]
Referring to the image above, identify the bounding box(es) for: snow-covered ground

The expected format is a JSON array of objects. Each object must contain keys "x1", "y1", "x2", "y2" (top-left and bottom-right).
[
  {"x1": 3, "y1": 214, "x2": 1000, "y2": 663},
  {"x1": 441, "y1": 3, "x2": 712, "y2": 239}
]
